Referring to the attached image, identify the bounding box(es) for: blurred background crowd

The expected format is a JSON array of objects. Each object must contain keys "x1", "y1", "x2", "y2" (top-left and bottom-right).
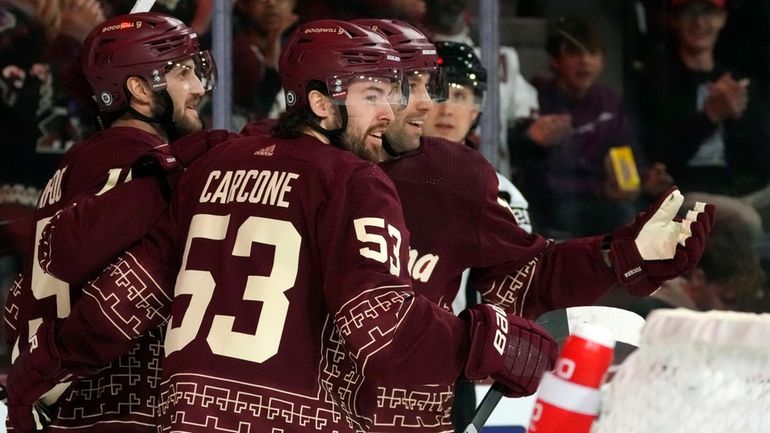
[{"x1": 1, "y1": 0, "x2": 769, "y2": 370}]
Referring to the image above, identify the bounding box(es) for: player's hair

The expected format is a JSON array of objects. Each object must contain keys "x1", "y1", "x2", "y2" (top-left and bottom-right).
[{"x1": 273, "y1": 81, "x2": 327, "y2": 138}]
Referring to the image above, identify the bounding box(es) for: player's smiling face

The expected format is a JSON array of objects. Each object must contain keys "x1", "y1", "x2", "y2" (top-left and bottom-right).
[
  {"x1": 158, "y1": 57, "x2": 206, "y2": 135},
  {"x1": 339, "y1": 78, "x2": 396, "y2": 162},
  {"x1": 384, "y1": 72, "x2": 434, "y2": 153}
]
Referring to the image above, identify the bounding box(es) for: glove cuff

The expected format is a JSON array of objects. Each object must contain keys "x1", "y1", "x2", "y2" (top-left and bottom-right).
[
  {"x1": 132, "y1": 153, "x2": 183, "y2": 201},
  {"x1": 460, "y1": 305, "x2": 506, "y2": 381},
  {"x1": 610, "y1": 238, "x2": 660, "y2": 296}
]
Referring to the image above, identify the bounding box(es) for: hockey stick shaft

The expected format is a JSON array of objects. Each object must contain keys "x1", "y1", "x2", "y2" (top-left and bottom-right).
[
  {"x1": 130, "y1": 0, "x2": 156, "y2": 13},
  {"x1": 463, "y1": 306, "x2": 645, "y2": 433}
]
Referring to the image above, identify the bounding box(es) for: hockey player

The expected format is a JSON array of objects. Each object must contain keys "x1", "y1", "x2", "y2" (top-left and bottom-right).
[
  {"x1": 352, "y1": 20, "x2": 715, "y2": 432},
  {"x1": 6, "y1": 20, "x2": 560, "y2": 433},
  {"x1": 2, "y1": 12, "x2": 219, "y2": 432},
  {"x1": 423, "y1": 40, "x2": 532, "y2": 231}
]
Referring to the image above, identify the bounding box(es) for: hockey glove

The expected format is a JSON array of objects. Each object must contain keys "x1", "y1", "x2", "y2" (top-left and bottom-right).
[
  {"x1": 131, "y1": 151, "x2": 184, "y2": 201},
  {"x1": 0, "y1": 384, "x2": 52, "y2": 432},
  {"x1": 609, "y1": 186, "x2": 715, "y2": 296},
  {"x1": 170, "y1": 129, "x2": 236, "y2": 167},
  {"x1": 461, "y1": 304, "x2": 558, "y2": 398},
  {"x1": 7, "y1": 321, "x2": 71, "y2": 433}
]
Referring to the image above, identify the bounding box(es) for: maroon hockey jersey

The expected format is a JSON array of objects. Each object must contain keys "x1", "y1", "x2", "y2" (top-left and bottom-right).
[
  {"x1": 4, "y1": 126, "x2": 173, "y2": 432},
  {"x1": 371, "y1": 136, "x2": 619, "y2": 432},
  {"x1": 50, "y1": 134, "x2": 470, "y2": 433}
]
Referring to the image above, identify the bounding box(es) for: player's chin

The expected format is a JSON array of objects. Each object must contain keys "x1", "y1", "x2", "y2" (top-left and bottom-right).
[
  {"x1": 179, "y1": 113, "x2": 203, "y2": 132},
  {"x1": 362, "y1": 143, "x2": 384, "y2": 162}
]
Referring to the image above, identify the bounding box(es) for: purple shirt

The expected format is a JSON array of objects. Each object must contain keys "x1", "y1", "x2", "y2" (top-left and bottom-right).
[{"x1": 533, "y1": 79, "x2": 643, "y2": 196}]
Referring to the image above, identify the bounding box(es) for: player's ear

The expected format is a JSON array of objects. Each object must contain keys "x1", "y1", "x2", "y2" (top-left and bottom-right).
[
  {"x1": 308, "y1": 90, "x2": 332, "y2": 119},
  {"x1": 125, "y1": 76, "x2": 153, "y2": 107}
]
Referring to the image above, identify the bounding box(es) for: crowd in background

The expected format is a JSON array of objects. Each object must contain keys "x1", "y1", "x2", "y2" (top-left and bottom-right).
[{"x1": 1, "y1": 0, "x2": 769, "y2": 372}]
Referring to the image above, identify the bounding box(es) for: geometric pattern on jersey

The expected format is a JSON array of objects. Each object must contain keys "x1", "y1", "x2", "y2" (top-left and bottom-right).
[
  {"x1": 323, "y1": 287, "x2": 418, "y2": 432},
  {"x1": 88, "y1": 254, "x2": 172, "y2": 340},
  {"x1": 156, "y1": 370, "x2": 351, "y2": 433},
  {"x1": 372, "y1": 384, "x2": 454, "y2": 432},
  {"x1": 479, "y1": 256, "x2": 539, "y2": 316},
  {"x1": 51, "y1": 330, "x2": 163, "y2": 431},
  {"x1": 94, "y1": 255, "x2": 358, "y2": 433}
]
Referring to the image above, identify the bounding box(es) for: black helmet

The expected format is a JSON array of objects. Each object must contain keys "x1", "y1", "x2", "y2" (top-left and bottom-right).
[{"x1": 435, "y1": 41, "x2": 486, "y2": 100}]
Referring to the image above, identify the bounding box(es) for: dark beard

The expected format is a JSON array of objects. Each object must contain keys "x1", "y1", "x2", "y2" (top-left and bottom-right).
[
  {"x1": 150, "y1": 92, "x2": 203, "y2": 141},
  {"x1": 383, "y1": 123, "x2": 419, "y2": 154},
  {"x1": 339, "y1": 128, "x2": 378, "y2": 162}
]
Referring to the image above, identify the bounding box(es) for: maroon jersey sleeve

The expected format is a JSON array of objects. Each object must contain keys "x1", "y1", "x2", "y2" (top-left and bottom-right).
[
  {"x1": 39, "y1": 176, "x2": 168, "y2": 283},
  {"x1": 4, "y1": 130, "x2": 166, "y2": 348},
  {"x1": 54, "y1": 178, "x2": 186, "y2": 368},
  {"x1": 55, "y1": 247, "x2": 174, "y2": 368},
  {"x1": 42, "y1": 129, "x2": 242, "y2": 283},
  {"x1": 467, "y1": 158, "x2": 617, "y2": 319},
  {"x1": 37, "y1": 135, "x2": 173, "y2": 283}
]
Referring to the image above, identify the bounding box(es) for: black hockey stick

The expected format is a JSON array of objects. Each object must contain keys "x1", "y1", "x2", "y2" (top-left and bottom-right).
[{"x1": 463, "y1": 306, "x2": 645, "y2": 433}]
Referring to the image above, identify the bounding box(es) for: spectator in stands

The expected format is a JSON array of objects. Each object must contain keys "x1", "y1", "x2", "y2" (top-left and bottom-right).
[
  {"x1": 634, "y1": 0, "x2": 770, "y2": 230},
  {"x1": 231, "y1": 0, "x2": 297, "y2": 125},
  {"x1": 511, "y1": 16, "x2": 671, "y2": 238}
]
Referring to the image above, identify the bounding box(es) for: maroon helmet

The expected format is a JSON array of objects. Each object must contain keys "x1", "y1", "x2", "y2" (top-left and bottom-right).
[
  {"x1": 279, "y1": 20, "x2": 406, "y2": 112},
  {"x1": 80, "y1": 12, "x2": 216, "y2": 113},
  {"x1": 353, "y1": 19, "x2": 447, "y2": 102}
]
